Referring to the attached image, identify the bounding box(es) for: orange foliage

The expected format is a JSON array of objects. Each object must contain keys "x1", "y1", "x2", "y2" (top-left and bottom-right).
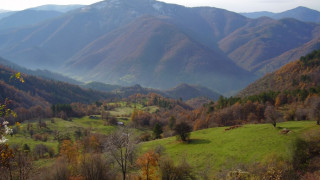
[
  {"x1": 137, "y1": 151, "x2": 160, "y2": 180},
  {"x1": 59, "y1": 140, "x2": 79, "y2": 164}
]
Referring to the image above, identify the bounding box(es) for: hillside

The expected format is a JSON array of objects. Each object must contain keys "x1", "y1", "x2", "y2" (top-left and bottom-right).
[
  {"x1": 64, "y1": 15, "x2": 254, "y2": 94},
  {"x1": 0, "y1": 10, "x2": 63, "y2": 30},
  {"x1": 81, "y1": 81, "x2": 122, "y2": 92},
  {"x1": 238, "y1": 49, "x2": 320, "y2": 97},
  {"x1": 0, "y1": 11, "x2": 14, "y2": 20},
  {"x1": 253, "y1": 38, "x2": 320, "y2": 74},
  {"x1": 142, "y1": 121, "x2": 317, "y2": 176},
  {"x1": 219, "y1": 18, "x2": 320, "y2": 71},
  {"x1": 166, "y1": 83, "x2": 221, "y2": 101},
  {"x1": 0, "y1": 65, "x2": 113, "y2": 108}
]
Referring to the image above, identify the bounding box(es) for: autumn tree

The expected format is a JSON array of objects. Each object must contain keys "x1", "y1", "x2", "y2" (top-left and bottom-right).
[
  {"x1": 14, "y1": 146, "x2": 32, "y2": 180},
  {"x1": 59, "y1": 140, "x2": 79, "y2": 164},
  {"x1": 0, "y1": 72, "x2": 23, "y2": 179},
  {"x1": 104, "y1": 127, "x2": 138, "y2": 180},
  {"x1": 264, "y1": 105, "x2": 282, "y2": 127},
  {"x1": 0, "y1": 143, "x2": 15, "y2": 179},
  {"x1": 137, "y1": 151, "x2": 160, "y2": 180},
  {"x1": 0, "y1": 100, "x2": 16, "y2": 180},
  {"x1": 174, "y1": 122, "x2": 192, "y2": 142},
  {"x1": 309, "y1": 96, "x2": 320, "y2": 125}
]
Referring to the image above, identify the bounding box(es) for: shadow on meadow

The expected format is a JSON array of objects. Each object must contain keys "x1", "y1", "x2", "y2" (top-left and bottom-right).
[{"x1": 189, "y1": 139, "x2": 211, "y2": 144}]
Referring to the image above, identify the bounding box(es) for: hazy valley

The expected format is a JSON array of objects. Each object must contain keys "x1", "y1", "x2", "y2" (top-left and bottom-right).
[{"x1": 1, "y1": 0, "x2": 320, "y2": 179}]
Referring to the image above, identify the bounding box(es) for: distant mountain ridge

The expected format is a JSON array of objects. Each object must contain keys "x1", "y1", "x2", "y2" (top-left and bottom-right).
[
  {"x1": 82, "y1": 82, "x2": 221, "y2": 101},
  {"x1": 0, "y1": 4, "x2": 86, "y2": 31},
  {"x1": 0, "y1": 1, "x2": 319, "y2": 95},
  {"x1": 31, "y1": 4, "x2": 84, "y2": 12},
  {"x1": 0, "y1": 9, "x2": 63, "y2": 31},
  {"x1": 166, "y1": 83, "x2": 221, "y2": 101},
  {"x1": 0, "y1": 56, "x2": 81, "y2": 84},
  {"x1": 0, "y1": 10, "x2": 14, "y2": 20},
  {"x1": 241, "y1": 6, "x2": 320, "y2": 23}
]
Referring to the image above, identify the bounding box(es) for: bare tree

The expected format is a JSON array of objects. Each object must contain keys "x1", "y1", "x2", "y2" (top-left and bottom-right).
[
  {"x1": 104, "y1": 127, "x2": 138, "y2": 180},
  {"x1": 264, "y1": 105, "x2": 282, "y2": 127},
  {"x1": 309, "y1": 96, "x2": 320, "y2": 125},
  {"x1": 80, "y1": 153, "x2": 115, "y2": 180}
]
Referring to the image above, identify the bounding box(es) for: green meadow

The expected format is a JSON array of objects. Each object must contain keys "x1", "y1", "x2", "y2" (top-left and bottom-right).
[{"x1": 142, "y1": 121, "x2": 318, "y2": 173}]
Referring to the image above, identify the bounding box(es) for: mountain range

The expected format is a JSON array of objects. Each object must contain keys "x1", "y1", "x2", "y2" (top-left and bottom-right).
[
  {"x1": 0, "y1": 0, "x2": 319, "y2": 95},
  {"x1": 241, "y1": 6, "x2": 320, "y2": 23}
]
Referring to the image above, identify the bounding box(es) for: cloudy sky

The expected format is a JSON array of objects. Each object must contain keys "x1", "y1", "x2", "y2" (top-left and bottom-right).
[{"x1": 1, "y1": 0, "x2": 319, "y2": 12}]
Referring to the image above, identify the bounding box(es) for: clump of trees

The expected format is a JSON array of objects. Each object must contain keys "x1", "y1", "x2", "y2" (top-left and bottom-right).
[{"x1": 174, "y1": 122, "x2": 192, "y2": 142}]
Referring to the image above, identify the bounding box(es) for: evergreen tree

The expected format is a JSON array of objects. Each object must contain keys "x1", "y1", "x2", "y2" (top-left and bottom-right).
[{"x1": 153, "y1": 123, "x2": 163, "y2": 139}]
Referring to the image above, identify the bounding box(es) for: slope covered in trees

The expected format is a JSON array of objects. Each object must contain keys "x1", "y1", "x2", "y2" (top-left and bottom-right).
[
  {"x1": 238, "y1": 49, "x2": 320, "y2": 97},
  {"x1": 0, "y1": 65, "x2": 113, "y2": 108}
]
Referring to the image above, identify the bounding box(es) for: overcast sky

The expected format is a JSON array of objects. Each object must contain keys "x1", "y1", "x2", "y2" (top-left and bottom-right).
[{"x1": 0, "y1": 0, "x2": 319, "y2": 12}]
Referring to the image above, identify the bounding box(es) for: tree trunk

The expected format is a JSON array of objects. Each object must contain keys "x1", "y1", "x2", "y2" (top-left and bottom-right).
[
  {"x1": 273, "y1": 121, "x2": 276, "y2": 127},
  {"x1": 122, "y1": 171, "x2": 126, "y2": 180},
  {"x1": 317, "y1": 119, "x2": 319, "y2": 125}
]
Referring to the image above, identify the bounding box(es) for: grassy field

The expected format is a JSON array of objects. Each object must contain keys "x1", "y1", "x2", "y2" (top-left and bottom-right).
[
  {"x1": 8, "y1": 116, "x2": 116, "y2": 153},
  {"x1": 142, "y1": 121, "x2": 318, "y2": 173},
  {"x1": 7, "y1": 102, "x2": 158, "y2": 151},
  {"x1": 108, "y1": 104, "x2": 158, "y2": 117}
]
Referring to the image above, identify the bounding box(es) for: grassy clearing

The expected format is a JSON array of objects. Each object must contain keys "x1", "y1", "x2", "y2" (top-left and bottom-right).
[
  {"x1": 142, "y1": 121, "x2": 318, "y2": 173},
  {"x1": 108, "y1": 105, "x2": 158, "y2": 117}
]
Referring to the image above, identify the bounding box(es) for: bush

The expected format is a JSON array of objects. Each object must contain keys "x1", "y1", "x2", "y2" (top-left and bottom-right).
[
  {"x1": 107, "y1": 117, "x2": 118, "y2": 126},
  {"x1": 80, "y1": 154, "x2": 114, "y2": 180},
  {"x1": 159, "y1": 157, "x2": 195, "y2": 180},
  {"x1": 33, "y1": 144, "x2": 49, "y2": 158}
]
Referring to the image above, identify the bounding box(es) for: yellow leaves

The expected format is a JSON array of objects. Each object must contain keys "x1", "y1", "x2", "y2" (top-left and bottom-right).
[
  {"x1": 59, "y1": 140, "x2": 79, "y2": 164},
  {"x1": 0, "y1": 143, "x2": 15, "y2": 168},
  {"x1": 10, "y1": 72, "x2": 25, "y2": 83}
]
